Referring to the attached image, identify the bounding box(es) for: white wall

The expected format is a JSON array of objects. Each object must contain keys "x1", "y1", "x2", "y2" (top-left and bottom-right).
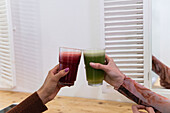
[{"x1": 40, "y1": 0, "x2": 101, "y2": 74}]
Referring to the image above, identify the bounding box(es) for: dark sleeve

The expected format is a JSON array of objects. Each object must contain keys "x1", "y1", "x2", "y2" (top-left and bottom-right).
[
  {"x1": 7, "y1": 92, "x2": 48, "y2": 113},
  {"x1": 117, "y1": 76, "x2": 170, "y2": 113}
]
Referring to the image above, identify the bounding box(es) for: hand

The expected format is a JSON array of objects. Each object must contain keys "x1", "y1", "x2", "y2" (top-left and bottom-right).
[
  {"x1": 132, "y1": 105, "x2": 155, "y2": 113},
  {"x1": 90, "y1": 55, "x2": 125, "y2": 89},
  {"x1": 37, "y1": 64, "x2": 69, "y2": 104}
]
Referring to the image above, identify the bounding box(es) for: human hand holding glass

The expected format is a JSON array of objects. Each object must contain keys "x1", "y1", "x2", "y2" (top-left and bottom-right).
[
  {"x1": 37, "y1": 64, "x2": 69, "y2": 104},
  {"x1": 89, "y1": 55, "x2": 125, "y2": 89}
]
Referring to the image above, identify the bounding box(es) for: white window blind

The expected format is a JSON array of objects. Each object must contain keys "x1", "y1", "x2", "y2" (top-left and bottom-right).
[
  {"x1": 0, "y1": 0, "x2": 15, "y2": 89},
  {"x1": 102, "y1": 0, "x2": 151, "y2": 92}
]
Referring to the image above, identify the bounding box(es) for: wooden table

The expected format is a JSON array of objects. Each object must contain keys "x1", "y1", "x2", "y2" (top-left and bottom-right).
[{"x1": 0, "y1": 91, "x2": 134, "y2": 113}]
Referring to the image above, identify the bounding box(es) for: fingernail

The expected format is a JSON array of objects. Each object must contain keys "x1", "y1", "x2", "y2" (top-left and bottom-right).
[
  {"x1": 90, "y1": 62, "x2": 95, "y2": 66},
  {"x1": 65, "y1": 68, "x2": 69, "y2": 72}
]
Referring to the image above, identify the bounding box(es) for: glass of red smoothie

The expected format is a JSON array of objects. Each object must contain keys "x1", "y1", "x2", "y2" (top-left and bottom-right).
[{"x1": 59, "y1": 47, "x2": 82, "y2": 86}]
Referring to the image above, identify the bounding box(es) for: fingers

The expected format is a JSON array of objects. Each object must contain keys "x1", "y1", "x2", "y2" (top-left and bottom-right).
[
  {"x1": 50, "y1": 64, "x2": 60, "y2": 74},
  {"x1": 89, "y1": 55, "x2": 114, "y2": 72},
  {"x1": 55, "y1": 68, "x2": 69, "y2": 81},
  {"x1": 146, "y1": 107, "x2": 155, "y2": 113},
  {"x1": 132, "y1": 105, "x2": 155, "y2": 113},
  {"x1": 90, "y1": 62, "x2": 108, "y2": 72},
  {"x1": 132, "y1": 105, "x2": 146, "y2": 113},
  {"x1": 132, "y1": 105, "x2": 139, "y2": 113},
  {"x1": 89, "y1": 55, "x2": 111, "y2": 71},
  {"x1": 132, "y1": 105, "x2": 146, "y2": 109}
]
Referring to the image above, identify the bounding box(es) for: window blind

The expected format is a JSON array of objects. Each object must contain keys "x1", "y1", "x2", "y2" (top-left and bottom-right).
[
  {"x1": 0, "y1": 0, "x2": 15, "y2": 89},
  {"x1": 102, "y1": 0, "x2": 151, "y2": 87}
]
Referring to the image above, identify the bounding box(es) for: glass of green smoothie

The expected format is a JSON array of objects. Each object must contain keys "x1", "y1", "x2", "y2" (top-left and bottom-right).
[{"x1": 83, "y1": 49, "x2": 105, "y2": 86}]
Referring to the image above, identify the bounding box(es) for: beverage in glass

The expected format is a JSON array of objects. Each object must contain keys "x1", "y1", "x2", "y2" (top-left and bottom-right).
[
  {"x1": 83, "y1": 49, "x2": 105, "y2": 86},
  {"x1": 59, "y1": 47, "x2": 81, "y2": 86}
]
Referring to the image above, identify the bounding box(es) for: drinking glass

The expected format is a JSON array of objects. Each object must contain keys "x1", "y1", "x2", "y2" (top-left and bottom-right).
[
  {"x1": 83, "y1": 49, "x2": 105, "y2": 86},
  {"x1": 59, "y1": 47, "x2": 82, "y2": 86}
]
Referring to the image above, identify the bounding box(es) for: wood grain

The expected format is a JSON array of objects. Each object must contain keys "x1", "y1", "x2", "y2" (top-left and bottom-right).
[{"x1": 0, "y1": 91, "x2": 134, "y2": 113}]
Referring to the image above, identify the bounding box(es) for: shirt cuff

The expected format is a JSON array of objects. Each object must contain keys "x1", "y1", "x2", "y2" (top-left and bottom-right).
[
  {"x1": 34, "y1": 92, "x2": 48, "y2": 112},
  {"x1": 114, "y1": 74, "x2": 126, "y2": 90}
]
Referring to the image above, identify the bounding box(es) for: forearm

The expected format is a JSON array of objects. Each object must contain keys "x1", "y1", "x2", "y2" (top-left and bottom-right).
[
  {"x1": 152, "y1": 55, "x2": 170, "y2": 77},
  {"x1": 117, "y1": 76, "x2": 170, "y2": 113},
  {"x1": 7, "y1": 92, "x2": 47, "y2": 113}
]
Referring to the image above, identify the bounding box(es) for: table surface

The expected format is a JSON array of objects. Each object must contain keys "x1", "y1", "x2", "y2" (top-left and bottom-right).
[{"x1": 0, "y1": 91, "x2": 134, "y2": 113}]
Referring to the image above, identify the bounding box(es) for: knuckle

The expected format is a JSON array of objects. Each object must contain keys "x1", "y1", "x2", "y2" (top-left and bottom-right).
[
  {"x1": 58, "y1": 70, "x2": 65, "y2": 75},
  {"x1": 58, "y1": 71, "x2": 62, "y2": 75},
  {"x1": 96, "y1": 63, "x2": 101, "y2": 68}
]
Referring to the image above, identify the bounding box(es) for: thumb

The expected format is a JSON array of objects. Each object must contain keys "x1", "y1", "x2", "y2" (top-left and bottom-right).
[
  {"x1": 55, "y1": 68, "x2": 69, "y2": 81},
  {"x1": 90, "y1": 62, "x2": 107, "y2": 72}
]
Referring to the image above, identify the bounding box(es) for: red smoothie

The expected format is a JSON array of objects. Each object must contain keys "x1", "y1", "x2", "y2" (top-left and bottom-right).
[{"x1": 59, "y1": 52, "x2": 81, "y2": 86}]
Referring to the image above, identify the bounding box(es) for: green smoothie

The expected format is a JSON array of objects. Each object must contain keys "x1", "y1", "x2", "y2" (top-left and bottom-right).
[{"x1": 83, "y1": 49, "x2": 105, "y2": 86}]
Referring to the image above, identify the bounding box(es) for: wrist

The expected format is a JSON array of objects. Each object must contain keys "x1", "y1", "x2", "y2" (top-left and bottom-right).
[
  {"x1": 112, "y1": 73, "x2": 125, "y2": 90},
  {"x1": 37, "y1": 89, "x2": 49, "y2": 104}
]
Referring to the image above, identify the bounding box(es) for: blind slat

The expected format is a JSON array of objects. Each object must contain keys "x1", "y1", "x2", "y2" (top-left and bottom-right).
[
  {"x1": 105, "y1": 14, "x2": 143, "y2": 21},
  {"x1": 114, "y1": 59, "x2": 144, "y2": 63},
  {"x1": 105, "y1": 25, "x2": 143, "y2": 31},
  {"x1": 1, "y1": 63, "x2": 11, "y2": 69},
  {"x1": 106, "y1": 44, "x2": 143, "y2": 50},
  {"x1": 104, "y1": 0, "x2": 143, "y2": 6},
  {"x1": 105, "y1": 4, "x2": 143, "y2": 11},
  {"x1": 1, "y1": 67, "x2": 12, "y2": 75},
  {"x1": 105, "y1": 30, "x2": 143, "y2": 36},
  {"x1": 117, "y1": 64, "x2": 144, "y2": 68},
  {"x1": 105, "y1": 9, "x2": 143, "y2": 17},
  {"x1": 105, "y1": 35, "x2": 143, "y2": 40},
  {"x1": 110, "y1": 55, "x2": 143, "y2": 59},
  {"x1": 105, "y1": 20, "x2": 143, "y2": 26},
  {"x1": 1, "y1": 74, "x2": 12, "y2": 80},
  {"x1": 105, "y1": 40, "x2": 143, "y2": 45}
]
